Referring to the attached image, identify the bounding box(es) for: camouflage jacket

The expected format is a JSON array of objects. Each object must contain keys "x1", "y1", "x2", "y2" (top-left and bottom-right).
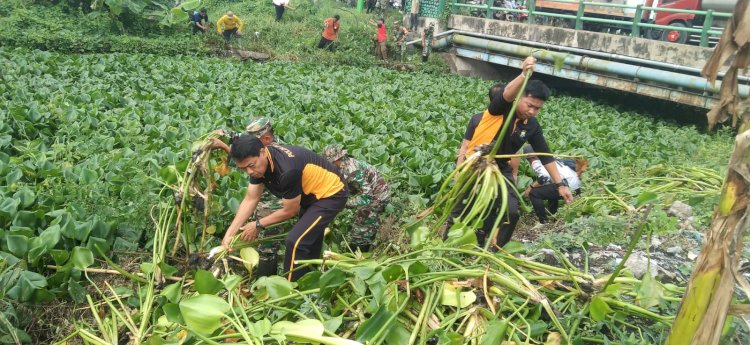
[
  {"x1": 338, "y1": 157, "x2": 389, "y2": 208},
  {"x1": 394, "y1": 27, "x2": 407, "y2": 44}
]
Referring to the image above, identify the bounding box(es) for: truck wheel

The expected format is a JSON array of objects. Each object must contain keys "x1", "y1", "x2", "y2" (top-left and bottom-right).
[
  {"x1": 661, "y1": 22, "x2": 688, "y2": 44},
  {"x1": 647, "y1": 28, "x2": 662, "y2": 40}
]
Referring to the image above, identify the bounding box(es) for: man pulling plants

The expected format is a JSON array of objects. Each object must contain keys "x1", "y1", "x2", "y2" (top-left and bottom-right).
[
  {"x1": 318, "y1": 15, "x2": 341, "y2": 50},
  {"x1": 323, "y1": 145, "x2": 389, "y2": 252},
  {"x1": 521, "y1": 145, "x2": 587, "y2": 224},
  {"x1": 393, "y1": 20, "x2": 409, "y2": 62},
  {"x1": 212, "y1": 117, "x2": 285, "y2": 276},
  {"x1": 220, "y1": 135, "x2": 348, "y2": 281},
  {"x1": 217, "y1": 11, "x2": 244, "y2": 45},
  {"x1": 191, "y1": 8, "x2": 209, "y2": 34},
  {"x1": 449, "y1": 56, "x2": 573, "y2": 248}
]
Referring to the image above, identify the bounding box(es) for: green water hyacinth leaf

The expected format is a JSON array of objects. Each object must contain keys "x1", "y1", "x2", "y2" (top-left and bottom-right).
[
  {"x1": 480, "y1": 319, "x2": 508, "y2": 344},
  {"x1": 179, "y1": 294, "x2": 230, "y2": 335},
  {"x1": 161, "y1": 281, "x2": 182, "y2": 304},
  {"x1": 28, "y1": 225, "x2": 61, "y2": 264},
  {"x1": 67, "y1": 277, "x2": 86, "y2": 304},
  {"x1": 13, "y1": 188, "x2": 35, "y2": 208},
  {"x1": 271, "y1": 319, "x2": 363, "y2": 345},
  {"x1": 194, "y1": 270, "x2": 222, "y2": 295},
  {"x1": 70, "y1": 246, "x2": 95, "y2": 270},
  {"x1": 0, "y1": 198, "x2": 19, "y2": 219},
  {"x1": 636, "y1": 273, "x2": 663, "y2": 309},
  {"x1": 440, "y1": 283, "x2": 476, "y2": 308},
  {"x1": 444, "y1": 222, "x2": 477, "y2": 247},
  {"x1": 320, "y1": 268, "x2": 347, "y2": 299},
  {"x1": 79, "y1": 168, "x2": 98, "y2": 184},
  {"x1": 355, "y1": 306, "x2": 393, "y2": 342},
  {"x1": 590, "y1": 295, "x2": 614, "y2": 322},
  {"x1": 6, "y1": 235, "x2": 28, "y2": 257},
  {"x1": 635, "y1": 191, "x2": 658, "y2": 208},
  {"x1": 6, "y1": 270, "x2": 47, "y2": 302},
  {"x1": 239, "y1": 247, "x2": 260, "y2": 274},
  {"x1": 253, "y1": 276, "x2": 294, "y2": 299}
]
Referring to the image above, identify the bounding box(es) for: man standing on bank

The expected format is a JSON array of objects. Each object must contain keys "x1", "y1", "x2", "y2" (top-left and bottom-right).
[
  {"x1": 393, "y1": 20, "x2": 409, "y2": 61},
  {"x1": 273, "y1": 0, "x2": 295, "y2": 22},
  {"x1": 369, "y1": 18, "x2": 387, "y2": 60},
  {"x1": 220, "y1": 135, "x2": 348, "y2": 281},
  {"x1": 450, "y1": 56, "x2": 573, "y2": 248},
  {"x1": 421, "y1": 22, "x2": 434, "y2": 62}
]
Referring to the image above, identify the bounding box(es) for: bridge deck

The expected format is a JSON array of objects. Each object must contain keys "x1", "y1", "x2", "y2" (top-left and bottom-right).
[{"x1": 444, "y1": 15, "x2": 748, "y2": 109}]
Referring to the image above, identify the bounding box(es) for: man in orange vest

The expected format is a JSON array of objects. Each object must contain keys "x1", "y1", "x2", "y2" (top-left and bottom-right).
[
  {"x1": 447, "y1": 56, "x2": 574, "y2": 248},
  {"x1": 221, "y1": 135, "x2": 349, "y2": 281},
  {"x1": 318, "y1": 15, "x2": 340, "y2": 50}
]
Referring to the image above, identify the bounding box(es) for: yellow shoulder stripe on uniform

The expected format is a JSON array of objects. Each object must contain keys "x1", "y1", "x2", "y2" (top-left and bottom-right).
[
  {"x1": 265, "y1": 147, "x2": 275, "y2": 173},
  {"x1": 301, "y1": 164, "x2": 344, "y2": 200},
  {"x1": 467, "y1": 110, "x2": 504, "y2": 153}
]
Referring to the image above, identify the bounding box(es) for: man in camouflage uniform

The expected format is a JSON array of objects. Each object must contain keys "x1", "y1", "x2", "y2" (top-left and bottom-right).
[
  {"x1": 212, "y1": 117, "x2": 284, "y2": 276},
  {"x1": 375, "y1": 0, "x2": 388, "y2": 14},
  {"x1": 393, "y1": 21, "x2": 409, "y2": 62},
  {"x1": 421, "y1": 22, "x2": 435, "y2": 63},
  {"x1": 323, "y1": 145, "x2": 389, "y2": 252}
]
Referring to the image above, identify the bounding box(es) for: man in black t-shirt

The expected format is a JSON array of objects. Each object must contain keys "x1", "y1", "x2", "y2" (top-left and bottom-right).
[
  {"x1": 191, "y1": 8, "x2": 209, "y2": 34},
  {"x1": 220, "y1": 135, "x2": 348, "y2": 282},
  {"x1": 449, "y1": 56, "x2": 573, "y2": 248}
]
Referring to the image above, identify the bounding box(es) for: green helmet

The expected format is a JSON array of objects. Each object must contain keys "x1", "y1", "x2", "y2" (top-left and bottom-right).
[
  {"x1": 245, "y1": 117, "x2": 272, "y2": 136},
  {"x1": 323, "y1": 144, "x2": 347, "y2": 162}
]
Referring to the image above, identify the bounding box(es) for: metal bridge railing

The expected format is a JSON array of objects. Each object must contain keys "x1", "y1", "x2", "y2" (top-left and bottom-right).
[{"x1": 448, "y1": 0, "x2": 733, "y2": 47}]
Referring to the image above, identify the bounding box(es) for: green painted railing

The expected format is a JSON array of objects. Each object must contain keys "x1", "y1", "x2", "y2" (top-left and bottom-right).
[{"x1": 448, "y1": 0, "x2": 732, "y2": 47}]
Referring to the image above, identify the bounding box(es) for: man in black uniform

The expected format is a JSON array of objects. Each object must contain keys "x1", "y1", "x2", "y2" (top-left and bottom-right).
[
  {"x1": 449, "y1": 56, "x2": 573, "y2": 248},
  {"x1": 220, "y1": 135, "x2": 348, "y2": 281}
]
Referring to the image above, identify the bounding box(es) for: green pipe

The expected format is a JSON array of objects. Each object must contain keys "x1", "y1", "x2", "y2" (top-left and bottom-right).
[
  {"x1": 451, "y1": 34, "x2": 750, "y2": 98},
  {"x1": 357, "y1": 0, "x2": 364, "y2": 12}
]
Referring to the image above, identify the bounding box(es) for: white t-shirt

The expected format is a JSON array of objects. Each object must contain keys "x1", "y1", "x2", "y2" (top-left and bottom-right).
[
  {"x1": 531, "y1": 159, "x2": 581, "y2": 190},
  {"x1": 273, "y1": 0, "x2": 289, "y2": 5}
]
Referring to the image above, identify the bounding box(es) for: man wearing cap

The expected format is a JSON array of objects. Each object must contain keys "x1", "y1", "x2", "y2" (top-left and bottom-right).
[
  {"x1": 221, "y1": 136, "x2": 348, "y2": 282},
  {"x1": 213, "y1": 117, "x2": 277, "y2": 154},
  {"x1": 323, "y1": 145, "x2": 389, "y2": 252},
  {"x1": 319, "y1": 15, "x2": 340, "y2": 50},
  {"x1": 522, "y1": 145, "x2": 586, "y2": 224},
  {"x1": 448, "y1": 56, "x2": 573, "y2": 248},
  {"x1": 393, "y1": 21, "x2": 409, "y2": 61},
  {"x1": 217, "y1": 11, "x2": 244, "y2": 44},
  {"x1": 421, "y1": 22, "x2": 434, "y2": 62}
]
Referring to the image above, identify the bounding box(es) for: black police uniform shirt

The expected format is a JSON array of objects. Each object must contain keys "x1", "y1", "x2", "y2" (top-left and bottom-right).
[
  {"x1": 463, "y1": 89, "x2": 554, "y2": 173},
  {"x1": 248, "y1": 145, "x2": 347, "y2": 209}
]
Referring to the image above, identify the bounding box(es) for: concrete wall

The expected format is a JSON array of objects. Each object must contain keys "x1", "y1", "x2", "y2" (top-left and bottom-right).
[{"x1": 448, "y1": 15, "x2": 715, "y2": 70}]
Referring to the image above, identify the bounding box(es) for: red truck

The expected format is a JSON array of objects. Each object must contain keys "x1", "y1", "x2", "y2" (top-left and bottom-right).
[{"x1": 533, "y1": 0, "x2": 737, "y2": 45}]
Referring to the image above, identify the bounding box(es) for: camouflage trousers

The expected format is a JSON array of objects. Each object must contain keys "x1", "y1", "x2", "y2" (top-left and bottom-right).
[
  {"x1": 397, "y1": 42, "x2": 406, "y2": 61},
  {"x1": 348, "y1": 202, "x2": 385, "y2": 249}
]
